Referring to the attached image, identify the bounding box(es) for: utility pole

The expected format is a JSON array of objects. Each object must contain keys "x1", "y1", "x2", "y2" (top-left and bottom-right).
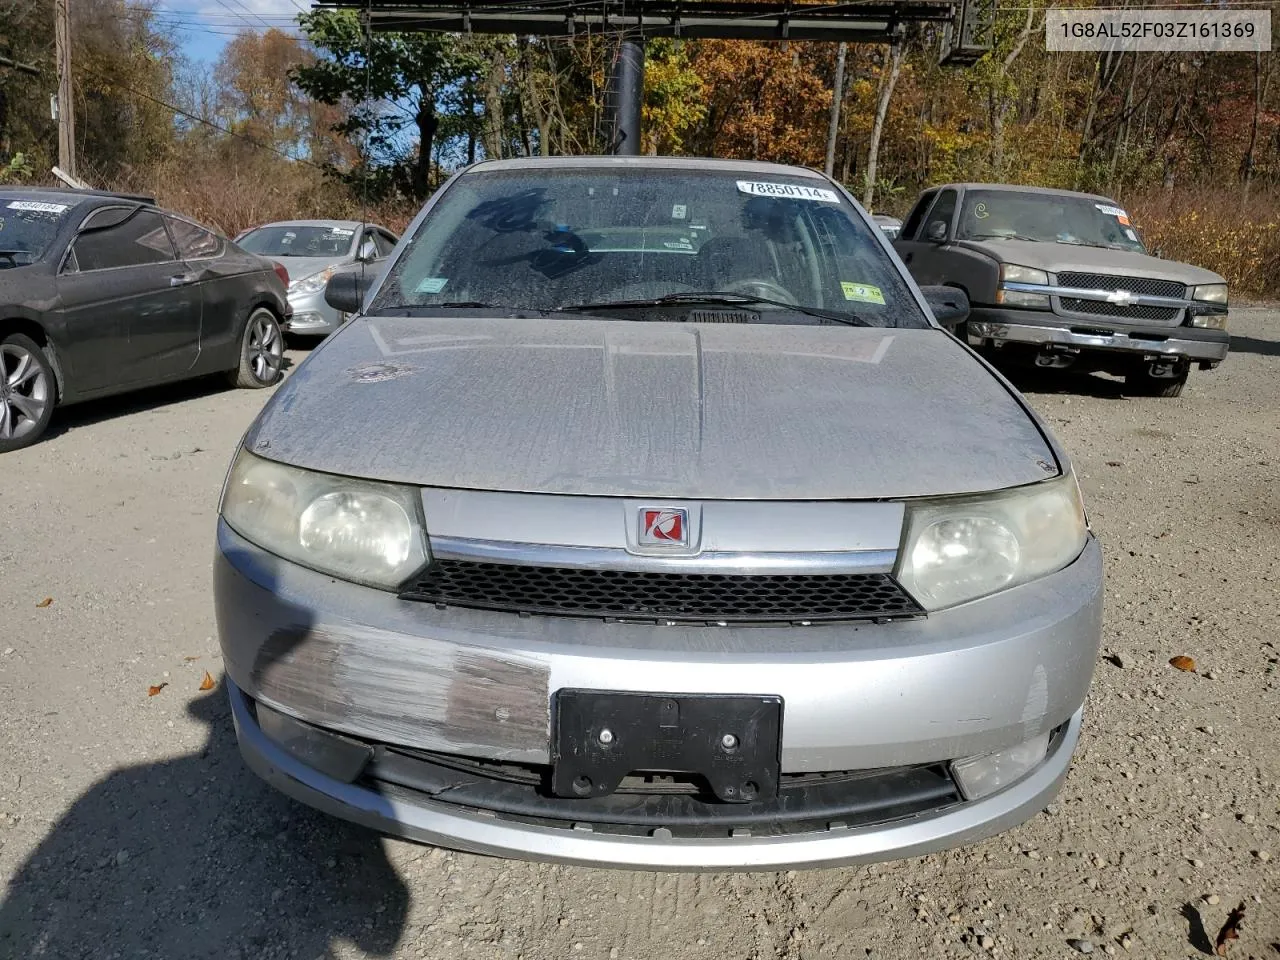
[
  {"x1": 55, "y1": 0, "x2": 77, "y2": 178},
  {"x1": 607, "y1": 34, "x2": 645, "y2": 155},
  {"x1": 823, "y1": 42, "x2": 847, "y2": 178}
]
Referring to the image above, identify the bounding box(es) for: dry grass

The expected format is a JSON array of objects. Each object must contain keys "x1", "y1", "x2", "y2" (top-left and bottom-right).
[
  {"x1": 108, "y1": 154, "x2": 419, "y2": 240},
  {"x1": 1126, "y1": 186, "x2": 1280, "y2": 298}
]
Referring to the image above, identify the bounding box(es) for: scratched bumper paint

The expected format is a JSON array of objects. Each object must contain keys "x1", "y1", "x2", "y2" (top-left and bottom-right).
[{"x1": 214, "y1": 521, "x2": 1103, "y2": 771}]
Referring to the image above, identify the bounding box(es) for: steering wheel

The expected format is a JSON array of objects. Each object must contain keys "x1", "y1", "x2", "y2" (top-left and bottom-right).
[{"x1": 722, "y1": 279, "x2": 798, "y2": 304}]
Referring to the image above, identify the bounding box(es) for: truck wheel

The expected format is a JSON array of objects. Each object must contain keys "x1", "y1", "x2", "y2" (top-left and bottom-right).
[
  {"x1": 0, "y1": 333, "x2": 56, "y2": 452},
  {"x1": 1125, "y1": 367, "x2": 1188, "y2": 398}
]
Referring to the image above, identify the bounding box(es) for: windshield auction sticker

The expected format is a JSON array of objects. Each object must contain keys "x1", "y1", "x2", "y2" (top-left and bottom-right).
[
  {"x1": 1046, "y1": 9, "x2": 1269, "y2": 52},
  {"x1": 7, "y1": 201, "x2": 69, "y2": 213},
  {"x1": 1095, "y1": 203, "x2": 1131, "y2": 225},
  {"x1": 736, "y1": 181, "x2": 840, "y2": 203}
]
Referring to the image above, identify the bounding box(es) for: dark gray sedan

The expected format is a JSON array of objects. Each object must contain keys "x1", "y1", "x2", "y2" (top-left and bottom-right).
[{"x1": 0, "y1": 188, "x2": 291, "y2": 451}]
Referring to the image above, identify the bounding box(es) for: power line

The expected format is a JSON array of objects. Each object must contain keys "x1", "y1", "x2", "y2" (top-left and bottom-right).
[
  {"x1": 77, "y1": 63, "x2": 329, "y2": 170},
  {"x1": 216, "y1": 0, "x2": 277, "y2": 30}
]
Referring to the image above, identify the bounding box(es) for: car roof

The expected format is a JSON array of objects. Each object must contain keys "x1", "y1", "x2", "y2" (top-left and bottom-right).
[
  {"x1": 464, "y1": 155, "x2": 832, "y2": 180},
  {"x1": 0, "y1": 186, "x2": 156, "y2": 208},
  {"x1": 931, "y1": 183, "x2": 1116, "y2": 204}
]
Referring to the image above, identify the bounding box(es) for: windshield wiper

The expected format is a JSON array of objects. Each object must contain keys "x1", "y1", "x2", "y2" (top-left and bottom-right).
[
  {"x1": 966, "y1": 233, "x2": 1043, "y2": 243},
  {"x1": 563, "y1": 292, "x2": 872, "y2": 327},
  {"x1": 376, "y1": 301, "x2": 575, "y2": 318}
]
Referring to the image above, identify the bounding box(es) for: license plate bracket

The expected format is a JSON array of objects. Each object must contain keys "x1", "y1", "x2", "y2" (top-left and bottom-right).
[{"x1": 551, "y1": 690, "x2": 782, "y2": 803}]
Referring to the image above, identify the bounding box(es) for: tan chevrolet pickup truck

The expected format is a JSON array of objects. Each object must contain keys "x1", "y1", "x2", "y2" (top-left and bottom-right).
[{"x1": 894, "y1": 183, "x2": 1229, "y2": 397}]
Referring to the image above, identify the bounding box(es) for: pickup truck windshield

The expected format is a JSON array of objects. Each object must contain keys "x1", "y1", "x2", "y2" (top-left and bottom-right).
[
  {"x1": 956, "y1": 189, "x2": 1146, "y2": 253},
  {"x1": 372, "y1": 168, "x2": 928, "y2": 328},
  {"x1": 0, "y1": 198, "x2": 73, "y2": 267}
]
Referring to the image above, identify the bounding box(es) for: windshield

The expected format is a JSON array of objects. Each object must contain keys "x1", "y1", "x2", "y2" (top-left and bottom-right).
[
  {"x1": 238, "y1": 224, "x2": 356, "y2": 258},
  {"x1": 0, "y1": 197, "x2": 74, "y2": 267},
  {"x1": 956, "y1": 190, "x2": 1145, "y2": 252},
  {"x1": 371, "y1": 168, "x2": 928, "y2": 328}
]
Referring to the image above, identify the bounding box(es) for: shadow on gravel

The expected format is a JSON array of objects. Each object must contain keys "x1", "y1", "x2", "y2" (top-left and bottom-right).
[
  {"x1": 1180, "y1": 902, "x2": 1216, "y2": 956},
  {"x1": 0, "y1": 685, "x2": 409, "y2": 960},
  {"x1": 994, "y1": 365, "x2": 1128, "y2": 400},
  {"x1": 44, "y1": 360, "x2": 298, "y2": 442},
  {"x1": 1229, "y1": 334, "x2": 1280, "y2": 357}
]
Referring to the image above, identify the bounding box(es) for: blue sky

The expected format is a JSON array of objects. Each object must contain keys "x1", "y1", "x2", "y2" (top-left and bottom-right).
[{"x1": 153, "y1": 0, "x2": 308, "y2": 65}]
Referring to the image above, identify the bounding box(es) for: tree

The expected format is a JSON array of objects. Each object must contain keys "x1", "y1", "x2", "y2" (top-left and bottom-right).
[
  {"x1": 863, "y1": 42, "x2": 905, "y2": 208},
  {"x1": 293, "y1": 10, "x2": 482, "y2": 200}
]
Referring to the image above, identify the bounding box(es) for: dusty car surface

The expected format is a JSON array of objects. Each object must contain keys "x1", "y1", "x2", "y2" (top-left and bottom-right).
[
  {"x1": 0, "y1": 187, "x2": 289, "y2": 452},
  {"x1": 214, "y1": 156, "x2": 1102, "y2": 870},
  {"x1": 893, "y1": 183, "x2": 1229, "y2": 397},
  {"x1": 236, "y1": 219, "x2": 398, "y2": 336}
]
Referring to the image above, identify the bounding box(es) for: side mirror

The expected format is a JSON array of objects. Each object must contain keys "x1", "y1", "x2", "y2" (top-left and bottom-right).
[
  {"x1": 357, "y1": 242, "x2": 378, "y2": 262},
  {"x1": 920, "y1": 284, "x2": 970, "y2": 330},
  {"x1": 926, "y1": 220, "x2": 949, "y2": 243},
  {"x1": 324, "y1": 267, "x2": 375, "y2": 315},
  {"x1": 1152, "y1": 247, "x2": 1163, "y2": 258}
]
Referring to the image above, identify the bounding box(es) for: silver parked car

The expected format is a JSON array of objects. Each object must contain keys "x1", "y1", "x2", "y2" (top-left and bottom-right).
[
  {"x1": 235, "y1": 219, "x2": 399, "y2": 336},
  {"x1": 214, "y1": 157, "x2": 1102, "y2": 871},
  {"x1": 872, "y1": 213, "x2": 902, "y2": 240}
]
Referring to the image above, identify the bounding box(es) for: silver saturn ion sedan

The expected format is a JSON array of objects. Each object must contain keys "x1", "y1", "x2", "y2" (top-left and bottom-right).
[{"x1": 214, "y1": 156, "x2": 1102, "y2": 871}]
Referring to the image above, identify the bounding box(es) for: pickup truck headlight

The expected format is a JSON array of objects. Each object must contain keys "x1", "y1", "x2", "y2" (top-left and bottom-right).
[
  {"x1": 995, "y1": 264, "x2": 1051, "y2": 309},
  {"x1": 1191, "y1": 283, "x2": 1227, "y2": 304},
  {"x1": 220, "y1": 449, "x2": 428, "y2": 588},
  {"x1": 896, "y1": 474, "x2": 1088, "y2": 610},
  {"x1": 1189, "y1": 283, "x2": 1228, "y2": 328},
  {"x1": 288, "y1": 265, "x2": 338, "y2": 296}
]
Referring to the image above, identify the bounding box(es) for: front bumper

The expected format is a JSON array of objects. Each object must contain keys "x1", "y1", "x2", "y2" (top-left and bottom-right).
[
  {"x1": 968, "y1": 307, "x2": 1229, "y2": 362},
  {"x1": 284, "y1": 287, "x2": 344, "y2": 335},
  {"x1": 215, "y1": 521, "x2": 1103, "y2": 868}
]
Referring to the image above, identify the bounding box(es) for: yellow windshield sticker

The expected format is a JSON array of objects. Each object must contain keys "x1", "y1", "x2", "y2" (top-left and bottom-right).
[{"x1": 842, "y1": 282, "x2": 885, "y2": 305}]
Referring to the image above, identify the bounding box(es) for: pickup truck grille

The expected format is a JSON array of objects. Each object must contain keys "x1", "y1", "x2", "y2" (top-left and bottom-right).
[
  {"x1": 1055, "y1": 273, "x2": 1186, "y2": 323},
  {"x1": 400, "y1": 560, "x2": 924, "y2": 624},
  {"x1": 1058, "y1": 298, "x2": 1180, "y2": 322},
  {"x1": 1055, "y1": 273, "x2": 1187, "y2": 299}
]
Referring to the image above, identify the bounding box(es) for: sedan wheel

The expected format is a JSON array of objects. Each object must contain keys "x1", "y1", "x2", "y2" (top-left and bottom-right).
[
  {"x1": 0, "y1": 334, "x2": 56, "y2": 452},
  {"x1": 230, "y1": 308, "x2": 284, "y2": 388}
]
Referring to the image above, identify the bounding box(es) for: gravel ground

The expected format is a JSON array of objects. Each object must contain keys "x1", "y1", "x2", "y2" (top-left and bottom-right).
[{"x1": 1, "y1": 311, "x2": 1277, "y2": 960}]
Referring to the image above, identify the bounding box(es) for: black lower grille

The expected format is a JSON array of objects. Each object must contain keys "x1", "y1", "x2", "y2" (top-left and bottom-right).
[
  {"x1": 1060, "y1": 297, "x2": 1180, "y2": 322},
  {"x1": 400, "y1": 560, "x2": 923, "y2": 623},
  {"x1": 367, "y1": 747, "x2": 962, "y2": 839},
  {"x1": 1056, "y1": 272, "x2": 1186, "y2": 299}
]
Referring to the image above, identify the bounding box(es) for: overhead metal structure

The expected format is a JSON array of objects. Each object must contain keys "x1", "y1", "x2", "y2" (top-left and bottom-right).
[
  {"x1": 325, "y1": 0, "x2": 956, "y2": 41},
  {"x1": 938, "y1": 0, "x2": 994, "y2": 64},
  {"x1": 317, "y1": 0, "x2": 967, "y2": 154}
]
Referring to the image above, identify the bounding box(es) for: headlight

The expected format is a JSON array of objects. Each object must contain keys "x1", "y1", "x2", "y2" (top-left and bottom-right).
[
  {"x1": 220, "y1": 449, "x2": 428, "y2": 588},
  {"x1": 996, "y1": 263, "x2": 1050, "y2": 309},
  {"x1": 999, "y1": 263, "x2": 1049, "y2": 285},
  {"x1": 1191, "y1": 283, "x2": 1227, "y2": 304},
  {"x1": 288, "y1": 265, "x2": 337, "y2": 296},
  {"x1": 1190, "y1": 312, "x2": 1228, "y2": 330},
  {"x1": 896, "y1": 474, "x2": 1088, "y2": 610}
]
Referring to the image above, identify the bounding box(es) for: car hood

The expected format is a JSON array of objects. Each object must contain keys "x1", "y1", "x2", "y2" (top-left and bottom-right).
[
  {"x1": 245, "y1": 316, "x2": 1058, "y2": 500},
  {"x1": 955, "y1": 239, "x2": 1224, "y2": 285}
]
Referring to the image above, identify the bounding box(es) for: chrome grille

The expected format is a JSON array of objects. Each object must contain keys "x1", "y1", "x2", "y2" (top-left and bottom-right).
[
  {"x1": 1056, "y1": 273, "x2": 1186, "y2": 298},
  {"x1": 1059, "y1": 298, "x2": 1180, "y2": 322},
  {"x1": 400, "y1": 560, "x2": 924, "y2": 624}
]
